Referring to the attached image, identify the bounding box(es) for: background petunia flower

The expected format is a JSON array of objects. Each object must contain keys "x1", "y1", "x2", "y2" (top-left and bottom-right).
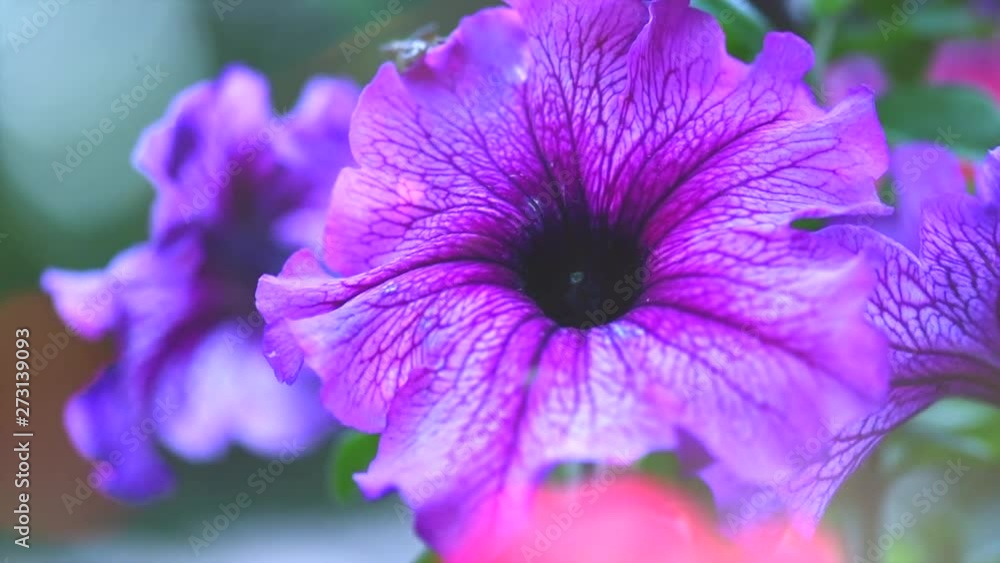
[
  {"x1": 823, "y1": 55, "x2": 888, "y2": 106},
  {"x1": 705, "y1": 144, "x2": 1000, "y2": 533},
  {"x1": 43, "y1": 65, "x2": 358, "y2": 501},
  {"x1": 258, "y1": 0, "x2": 890, "y2": 550},
  {"x1": 929, "y1": 37, "x2": 1000, "y2": 102}
]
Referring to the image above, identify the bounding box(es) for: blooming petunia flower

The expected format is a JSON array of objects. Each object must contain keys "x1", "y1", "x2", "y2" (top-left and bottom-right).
[
  {"x1": 929, "y1": 37, "x2": 1000, "y2": 102},
  {"x1": 257, "y1": 0, "x2": 891, "y2": 550},
  {"x1": 823, "y1": 55, "x2": 888, "y2": 106},
  {"x1": 43, "y1": 65, "x2": 358, "y2": 501},
  {"x1": 705, "y1": 144, "x2": 1000, "y2": 533}
]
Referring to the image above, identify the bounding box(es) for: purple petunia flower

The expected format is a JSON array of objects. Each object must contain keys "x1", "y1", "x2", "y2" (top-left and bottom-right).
[
  {"x1": 823, "y1": 55, "x2": 887, "y2": 107},
  {"x1": 706, "y1": 144, "x2": 1000, "y2": 534},
  {"x1": 257, "y1": 0, "x2": 891, "y2": 550},
  {"x1": 43, "y1": 65, "x2": 358, "y2": 501}
]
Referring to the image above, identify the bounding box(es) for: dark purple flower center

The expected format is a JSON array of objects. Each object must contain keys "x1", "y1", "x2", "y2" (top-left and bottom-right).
[
  {"x1": 519, "y1": 217, "x2": 646, "y2": 329},
  {"x1": 199, "y1": 178, "x2": 291, "y2": 318}
]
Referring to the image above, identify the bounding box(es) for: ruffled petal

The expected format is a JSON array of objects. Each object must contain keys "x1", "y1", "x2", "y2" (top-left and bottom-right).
[
  {"x1": 64, "y1": 366, "x2": 176, "y2": 502},
  {"x1": 266, "y1": 76, "x2": 359, "y2": 250},
  {"x1": 877, "y1": 143, "x2": 967, "y2": 251},
  {"x1": 325, "y1": 7, "x2": 539, "y2": 274},
  {"x1": 711, "y1": 205, "x2": 999, "y2": 531},
  {"x1": 132, "y1": 65, "x2": 274, "y2": 238},
  {"x1": 155, "y1": 324, "x2": 332, "y2": 460},
  {"x1": 823, "y1": 55, "x2": 888, "y2": 106},
  {"x1": 40, "y1": 245, "x2": 155, "y2": 340},
  {"x1": 977, "y1": 147, "x2": 1000, "y2": 205}
]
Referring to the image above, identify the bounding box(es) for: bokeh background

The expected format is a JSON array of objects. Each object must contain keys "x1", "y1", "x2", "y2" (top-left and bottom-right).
[{"x1": 0, "y1": 0, "x2": 998, "y2": 562}]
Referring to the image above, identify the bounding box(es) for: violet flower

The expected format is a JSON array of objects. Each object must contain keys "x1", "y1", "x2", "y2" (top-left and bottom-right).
[
  {"x1": 257, "y1": 0, "x2": 891, "y2": 550},
  {"x1": 43, "y1": 65, "x2": 358, "y2": 501},
  {"x1": 707, "y1": 144, "x2": 1000, "y2": 533},
  {"x1": 823, "y1": 55, "x2": 888, "y2": 106}
]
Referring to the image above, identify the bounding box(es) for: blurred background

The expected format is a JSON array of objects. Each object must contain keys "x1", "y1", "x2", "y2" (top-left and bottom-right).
[{"x1": 0, "y1": 0, "x2": 998, "y2": 562}]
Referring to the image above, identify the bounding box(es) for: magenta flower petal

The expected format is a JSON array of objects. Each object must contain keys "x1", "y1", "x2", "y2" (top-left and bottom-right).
[
  {"x1": 47, "y1": 65, "x2": 357, "y2": 501},
  {"x1": 928, "y1": 37, "x2": 1000, "y2": 102},
  {"x1": 259, "y1": 0, "x2": 890, "y2": 551}
]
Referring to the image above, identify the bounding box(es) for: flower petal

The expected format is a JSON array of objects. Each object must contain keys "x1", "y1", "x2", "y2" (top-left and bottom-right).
[
  {"x1": 877, "y1": 143, "x2": 967, "y2": 251},
  {"x1": 64, "y1": 366, "x2": 176, "y2": 502},
  {"x1": 823, "y1": 55, "x2": 887, "y2": 106},
  {"x1": 325, "y1": 7, "x2": 540, "y2": 275},
  {"x1": 526, "y1": 228, "x2": 889, "y2": 484},
  {"x1": 710, "y1": 207, "x2": 999, "y2": 531},
  {"x1": 929, "y1": 38, "x2": 1000, "y2": 102},
  {"x1": 155, "y1": 324, "x2": 332, "y2": 460},
  {"x1": 977, "y1": 147, "x2": 1000, "y2": 205},
  {"x1": 133, "y1": 65, "x2": 274, "y2": 238}
]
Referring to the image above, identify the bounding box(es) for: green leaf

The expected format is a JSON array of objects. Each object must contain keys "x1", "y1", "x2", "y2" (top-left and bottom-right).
[
  {"x1": 413, "y1": 550, "x2": 442, "y2": 563},
  {"x1": 883, "y1": 399, "x2": 1000, "y2": 469},
  {"x1": 692, "y1": 0, "x2": 771, "y2": 62},
  {"x1": 327, "y1": 431, "x2": 380, "y2": 505},
  {"x1": 813, "y1": 0, "x2": 855, "y2": 18},
  {"x1": 876, "y1": 85, "x2": 1000, "y2": 160}
]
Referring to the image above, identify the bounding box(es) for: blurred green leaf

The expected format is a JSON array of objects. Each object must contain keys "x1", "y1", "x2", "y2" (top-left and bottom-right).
[
  {"x1": 877, "y1": 85, "x2": 1000, "y2": 159},
  {"x1": 636, "y1": 451, "x2": 681, "y2": 479},
  {"x1": 327, "y1": 431, "x2": 380, "y2": 505},
  {"x1": 905, "y1": 4, "x2": 987, "y2": 39},
  {"x1": 791, "y1": 218, "x2": 828, "y2": 232},
  {"x1": 692, "y1": 0, "x2": 770, "y2": 61},
  {"x1": 813, "y1": 0, "x2": 855, "y2": 18},
  {"x1": 413, "y1": 550, "x2": 442, "y2": 563},
  {"x1": 884, "y1": 400, "x2": 1000, "y2": 470}
]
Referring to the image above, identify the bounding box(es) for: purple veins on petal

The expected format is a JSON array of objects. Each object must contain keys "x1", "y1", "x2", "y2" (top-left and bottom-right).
[
  {"x1": 46, "y1": 64, "x2": 358, "y2": 502},
  {"x1": 258, "y1": 0, "x2": 892, "y2": 553},
  {"x1": 875, "y1": 143, "x2": 967, "y2": 252},
  {"x1": 709, "y1": 145, "x2": 1000, "y2": 533}
]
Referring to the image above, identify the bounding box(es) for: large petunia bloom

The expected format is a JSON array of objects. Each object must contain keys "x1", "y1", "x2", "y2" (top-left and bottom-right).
[
  {"x1": 707, "y1": 144, "x2": 1000, "y2": 533},
  {"x1": 43, "y1": 65, "x2": 358, "y2": 501},
  {"x1": 258, "y1": 0, "x2": 891, "y2": 550}
]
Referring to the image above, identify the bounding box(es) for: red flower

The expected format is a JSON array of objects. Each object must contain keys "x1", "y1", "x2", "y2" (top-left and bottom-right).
[{"x1": 450, "y1": 474, "x2": 843, "y2": 563}]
